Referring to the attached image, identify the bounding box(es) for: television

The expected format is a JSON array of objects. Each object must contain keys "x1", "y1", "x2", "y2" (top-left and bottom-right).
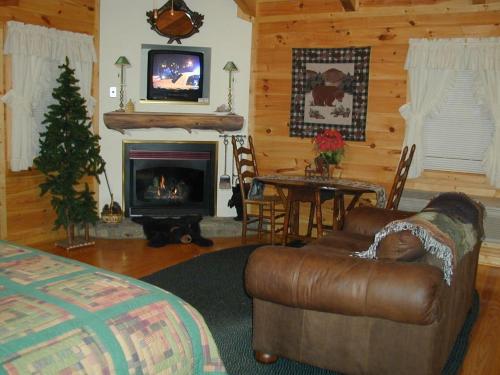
[{"x1": 147, "y1": 49, "x2": 204, "y2": 102}]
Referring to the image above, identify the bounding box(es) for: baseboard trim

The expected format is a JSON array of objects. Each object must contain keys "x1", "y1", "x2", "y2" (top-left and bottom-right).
[{"x1": 479, "y1": 242, "x2": 500, "y2": 267}]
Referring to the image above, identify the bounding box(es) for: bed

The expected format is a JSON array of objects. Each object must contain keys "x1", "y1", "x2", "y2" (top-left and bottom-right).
[{"x1": 0, "y1": 240, "x2": 227, "y2": 374}]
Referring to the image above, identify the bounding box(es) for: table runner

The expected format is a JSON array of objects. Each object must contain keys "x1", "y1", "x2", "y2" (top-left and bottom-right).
[{"x1": 250, "y1": 175, "x2": 387, "y2": 208}]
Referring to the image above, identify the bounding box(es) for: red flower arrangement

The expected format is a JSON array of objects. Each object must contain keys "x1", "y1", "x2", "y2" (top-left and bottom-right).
[{"x1": 313, "y1": 129, "x2": 345, "y2": 165}]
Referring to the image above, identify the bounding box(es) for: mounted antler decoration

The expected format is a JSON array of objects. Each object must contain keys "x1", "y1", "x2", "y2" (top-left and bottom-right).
[{"x1": 146, "y1": 0, "x2": 204, "y2": 44}]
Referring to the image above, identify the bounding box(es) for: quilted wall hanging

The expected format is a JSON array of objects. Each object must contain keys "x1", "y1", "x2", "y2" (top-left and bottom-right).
[{"x1": 289, "y1": 47, "x2": 371, "y2": 141}]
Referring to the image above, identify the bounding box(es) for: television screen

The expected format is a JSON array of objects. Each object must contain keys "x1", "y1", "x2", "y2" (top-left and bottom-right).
[{"x1": 147, "y1": 50, "x2": 204, "y2": 102}]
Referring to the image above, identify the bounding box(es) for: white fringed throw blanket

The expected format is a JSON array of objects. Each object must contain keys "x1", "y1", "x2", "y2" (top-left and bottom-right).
[{"x1": 355, "y1": 193, "x2": 483, "y2": 286}]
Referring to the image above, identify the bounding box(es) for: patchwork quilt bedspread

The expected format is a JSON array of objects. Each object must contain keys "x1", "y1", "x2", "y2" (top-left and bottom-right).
[{"x1": 0, "y1": 240, "x2": 226, "y2": 374}]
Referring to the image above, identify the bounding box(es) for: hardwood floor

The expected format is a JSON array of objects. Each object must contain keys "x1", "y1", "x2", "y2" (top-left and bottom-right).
[
  {"x1": 34, "y1": 237, "x2": 500, "y2": 375},
  {"x1": 34, "y1": 237, "x2": 250, "y2": 279},
  {"x1": 461, "y1": 263, "x2": 500, "y2": 375}
]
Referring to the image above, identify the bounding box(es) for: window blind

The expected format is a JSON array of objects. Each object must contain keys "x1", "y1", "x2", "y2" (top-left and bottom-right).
[{"x1": 423, "y1": 70, "x2": 495, "y2": 174}]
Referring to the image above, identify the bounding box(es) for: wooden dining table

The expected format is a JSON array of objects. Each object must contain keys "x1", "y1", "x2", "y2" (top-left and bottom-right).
[{"x1": 251, "y1": 175, "x2": 386, "y2": 245}]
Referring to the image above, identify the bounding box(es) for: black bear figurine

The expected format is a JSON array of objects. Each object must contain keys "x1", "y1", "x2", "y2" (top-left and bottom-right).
[{"x1": 132, "y1": 215, "x2": 213, "y2": 248}]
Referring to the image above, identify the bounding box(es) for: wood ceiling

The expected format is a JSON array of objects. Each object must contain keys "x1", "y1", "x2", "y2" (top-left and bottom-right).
[
  {"x1": 0, "y1": 0, "x2": 19, "y2": 5},
  {"x1": 232, "y1": 0, "x2": 497, "y2": 18}
]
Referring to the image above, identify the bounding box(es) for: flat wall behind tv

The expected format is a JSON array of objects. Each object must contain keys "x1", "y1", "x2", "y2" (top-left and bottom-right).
[{"x1": 140, "y1": 44, "x2": 211, "y2": 103}]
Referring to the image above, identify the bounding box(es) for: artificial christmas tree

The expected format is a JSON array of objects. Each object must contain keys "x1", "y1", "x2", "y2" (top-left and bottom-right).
[{"x1": 34, "y1": 57, "x2": 105, "y2": 249}]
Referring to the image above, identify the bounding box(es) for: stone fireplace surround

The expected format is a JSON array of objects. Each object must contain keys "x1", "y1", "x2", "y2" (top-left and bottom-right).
[{"x1": 92, "y1": 216, "x2": 242, "y2": 239}]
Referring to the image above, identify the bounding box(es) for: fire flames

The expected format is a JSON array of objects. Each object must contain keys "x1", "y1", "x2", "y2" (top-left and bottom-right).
[{"x1": 146, "y1": 175, "x2": 188, "y2": 202}]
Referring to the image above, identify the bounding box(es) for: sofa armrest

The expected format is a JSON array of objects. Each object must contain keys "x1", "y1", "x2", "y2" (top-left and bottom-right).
[
  {"x1": 245, "y1": 246, "x2": 444, "y2": 325},
  {"x1": 343, "y1": 206, "x2": 415, "y2": 236}
]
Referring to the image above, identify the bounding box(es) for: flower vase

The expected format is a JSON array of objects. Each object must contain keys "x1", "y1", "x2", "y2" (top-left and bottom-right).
[
  {"x1": 328, "y1": 163, "x2": 343, "y2": 178},
  {"x1": 320, "y1": 151, "x2": 343, "y2": 165}
]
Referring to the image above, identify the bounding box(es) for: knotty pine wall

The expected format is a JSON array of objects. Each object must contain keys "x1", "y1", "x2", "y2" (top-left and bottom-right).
[
  {"x1": 250, "y1": 1, "x2": 500, "y2": 228},
  {"x1": 0, "y1": 0, "x2": 99, "y2": 244}
]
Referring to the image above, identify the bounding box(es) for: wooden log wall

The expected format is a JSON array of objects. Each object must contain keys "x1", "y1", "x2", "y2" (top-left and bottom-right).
[
  {"x1": 250, "y1": 0, "x2": 500, "y2": 224},
  {"x1": 0, "y1": 0, "x2": 99, "y2": 245}
]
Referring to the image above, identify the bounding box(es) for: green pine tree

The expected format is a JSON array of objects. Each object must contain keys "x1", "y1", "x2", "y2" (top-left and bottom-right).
[{"x1": 34, "y1": 57, "x2": 105, "y2": 230}]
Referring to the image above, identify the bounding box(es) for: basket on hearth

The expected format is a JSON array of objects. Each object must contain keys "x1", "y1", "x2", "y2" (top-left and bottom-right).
[{"x1": 101, "y1": 198, "x2": 122, "y2": 224}]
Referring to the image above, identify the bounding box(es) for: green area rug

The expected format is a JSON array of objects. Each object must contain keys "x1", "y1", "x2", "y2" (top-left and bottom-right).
[{"x1": 141, "y1": 245, "x2": 479, "y2": 375}]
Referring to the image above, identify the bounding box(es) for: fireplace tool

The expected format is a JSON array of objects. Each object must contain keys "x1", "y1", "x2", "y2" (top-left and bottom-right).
[
  {"x1": 100, "y1": 169, "x2": 123, "y2": 224},
  {"x1": 232, "y1": 135, "x2": 246, "y2": 186},
  {"x1": 219, "y1": 135, "x2": 231, "y2": 189},
  {"x1": 227, "y1": 135, "x2": 247, "y2": 220}
]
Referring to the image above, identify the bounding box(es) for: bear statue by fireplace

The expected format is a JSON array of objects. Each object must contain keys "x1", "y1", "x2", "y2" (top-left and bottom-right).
[{"x1": 133, "y1": 215, "x2": 213, "y2": 247}]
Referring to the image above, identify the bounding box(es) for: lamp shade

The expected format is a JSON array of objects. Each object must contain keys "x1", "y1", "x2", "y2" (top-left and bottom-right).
[
  {"x1": 223, "y1": 61, "x2": 238, "y2": 72},
  {"x1": 115, "y1": 56, "x2": 130, "y2": 66}
]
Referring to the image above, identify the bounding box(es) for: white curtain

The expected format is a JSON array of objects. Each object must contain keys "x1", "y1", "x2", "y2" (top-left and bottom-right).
[
  {"x1": 1, "y1": 21, "x2": 96, "y2": 171},
  {"x1": 400, "y1": 37, "x2": 500, "y2": 187},
  {"x1": 478, "y1": 69, "x2": 500, "y2": 187},
  {"x1": 399, "y1": 68, "x2": 456, "y2": 178}
]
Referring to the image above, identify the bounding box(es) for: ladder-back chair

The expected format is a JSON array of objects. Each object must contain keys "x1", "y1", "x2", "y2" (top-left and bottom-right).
[
  {"x1": 385, "y1": 144, "x2": 416, "y2": 210},
  {"x1": 231, "y1": 136, "x2": 285, "y2": 244},
  {"x1": 307, "y1": 144, "x2": 416, "y2": 232},
  {"x1": 346, "y1": 144, "x2": 417, "y2": 211}
]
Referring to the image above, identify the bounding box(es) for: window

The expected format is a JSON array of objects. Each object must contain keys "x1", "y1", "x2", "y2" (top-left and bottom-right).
[
  {"x1": 423, "y1": 71, "x2": 495, "y2": 174},
  {"x1": 1, "y1": 21, "x2": 95, "y2": 171}
]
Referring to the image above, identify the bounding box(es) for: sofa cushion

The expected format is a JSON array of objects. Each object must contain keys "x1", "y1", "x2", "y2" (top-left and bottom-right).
[
  {"x1": 377, "y1": 230, "x2": 425, "y2": 261},
  {"x1": 343, "y1": 206, "x2": 414, "y2": 236}
]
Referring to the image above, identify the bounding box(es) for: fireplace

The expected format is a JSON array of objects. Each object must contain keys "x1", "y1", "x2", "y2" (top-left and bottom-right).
[{"x1": 123, "y1": 141, "x2": 217, "y2": 217}]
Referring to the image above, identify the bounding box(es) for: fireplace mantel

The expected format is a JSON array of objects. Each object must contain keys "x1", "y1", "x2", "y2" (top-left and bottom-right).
[{"x1": 103, "y1": 111, "x2": 244, "y2": 134}]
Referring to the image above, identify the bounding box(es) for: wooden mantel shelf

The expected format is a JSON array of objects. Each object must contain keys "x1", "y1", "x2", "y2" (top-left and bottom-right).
[{"x1": 103, "y1": 111, "x2": 244, "y2": 134}]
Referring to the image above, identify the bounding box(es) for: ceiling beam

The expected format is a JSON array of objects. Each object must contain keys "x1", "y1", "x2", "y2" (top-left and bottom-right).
[
  {"x1": 340, "y1": 0, "x2": 359, "y2": 11},
  {"x1": 233, "y1": 0, "x2": 256, "y2": 18},
  {"x1": 0, "y1": 0, "x2": 19, "y2": 5}
]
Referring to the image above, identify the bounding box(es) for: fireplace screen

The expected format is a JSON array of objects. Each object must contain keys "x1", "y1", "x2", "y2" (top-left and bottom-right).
[{"x1": 124, "y1": 142, "x2": 216, "y2": 217}]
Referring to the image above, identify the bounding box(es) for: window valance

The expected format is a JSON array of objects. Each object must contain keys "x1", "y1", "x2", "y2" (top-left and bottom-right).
[
  {"x1": 405, "y1": 37, "x2": 500, "y2": 71},
  {"x1": 3, "y1": 21, "x2": 96, "y2": 63}
]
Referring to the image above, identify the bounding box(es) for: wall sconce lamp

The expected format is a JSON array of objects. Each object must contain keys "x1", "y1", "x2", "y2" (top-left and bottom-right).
[
  {"x1": 115, "y1": 56, "x2": 130, "y2": 111},
  {"x1": 223, "y1": 61, "x2": 238, "y2": 113}
]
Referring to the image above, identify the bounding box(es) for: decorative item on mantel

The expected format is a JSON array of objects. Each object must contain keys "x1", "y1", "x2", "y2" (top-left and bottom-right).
[
  {"x1": 115, "y1": 56, "x2": 130, "y2": 111},
  {"x1": 215, "y1": 103, "x2": 230, "y2": 113},
  {"x1": 125, "y1": 99, "x2": 135, "y2": 113},
  {"x1": 223, "y1": 61, "x2": 238, "y2": 114}
]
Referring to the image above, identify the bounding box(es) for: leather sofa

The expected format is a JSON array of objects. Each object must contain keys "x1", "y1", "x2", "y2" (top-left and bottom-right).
[{"x1": 245, "y1": 193, "x2": 484, "y2": 375}]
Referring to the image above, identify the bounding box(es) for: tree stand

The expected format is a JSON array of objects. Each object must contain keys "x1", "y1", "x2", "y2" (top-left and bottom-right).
[{"x1": 56, "y1": 223, "x2": 95, "y2": 250}]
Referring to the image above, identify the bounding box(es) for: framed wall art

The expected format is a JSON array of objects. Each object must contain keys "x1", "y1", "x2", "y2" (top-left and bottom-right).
[{"x1": 289, "y1": 47, "x2": 371, "y2": 141}]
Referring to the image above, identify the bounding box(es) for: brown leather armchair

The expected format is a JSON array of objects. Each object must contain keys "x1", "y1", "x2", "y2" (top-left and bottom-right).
[{"x1": 245, "y1": 194, "x2": 484, "y2": 375}]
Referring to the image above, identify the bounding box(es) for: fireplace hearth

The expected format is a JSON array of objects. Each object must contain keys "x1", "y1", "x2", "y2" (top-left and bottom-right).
[{"x1": 124, "y1": 141, "x2": 217, "y2": 217}]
